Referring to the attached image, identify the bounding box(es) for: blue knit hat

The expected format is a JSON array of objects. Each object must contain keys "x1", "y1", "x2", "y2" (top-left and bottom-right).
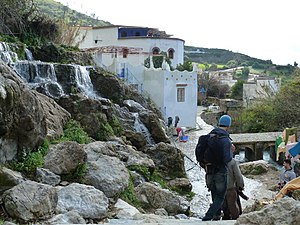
[{"x1": 219, "y1": 115, "x2": 232, "y2": 127}]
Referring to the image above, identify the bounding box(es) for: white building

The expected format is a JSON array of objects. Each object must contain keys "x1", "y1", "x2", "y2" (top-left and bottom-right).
[
  {"x1": 71, "y1": 25, "x2": 197, "y2": 128},
  {"x1": 243, "y1": 76, "x2": 281, "y2": 107},
  {"x1": 209, "y1": 68, "x2": 238, "y2": 88}
]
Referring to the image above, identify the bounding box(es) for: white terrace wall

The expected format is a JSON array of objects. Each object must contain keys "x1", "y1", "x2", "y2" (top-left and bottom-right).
[{"x1": 143, "y1": 68, "x2": 197, "y2": 128}]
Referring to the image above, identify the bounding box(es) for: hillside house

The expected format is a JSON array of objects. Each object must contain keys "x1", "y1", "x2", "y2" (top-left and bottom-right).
[
  {"x1": 71, "y1": 25, "x2": 197, "y2": 128},
  {"x1": 209, "y1": 68, "x2": 238, "y2": 88},
  {"x1": 243, "y1": 76, "x2": 281, "y2": 107}
]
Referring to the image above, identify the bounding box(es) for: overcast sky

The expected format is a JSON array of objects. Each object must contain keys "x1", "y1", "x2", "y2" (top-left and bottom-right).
[{"x1": 55, "y1": 0, "x2": 300, "y2": 65}]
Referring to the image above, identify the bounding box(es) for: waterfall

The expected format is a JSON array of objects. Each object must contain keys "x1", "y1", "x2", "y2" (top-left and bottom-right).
[
  {"x1": 133, "y1": 113, "x2": 155, "y2": 145},
  {"x1": 25, "y1": 48, "x2": 34, "y2": 61},
  {"x1": 0, "y1": 41, "x2": 98, "y2": 99},
  {"x1": 13, "y1": 60, "x2": 64, "y2": 99},
  {"x1": 0, "y1": 42, "x2": 18, "y2": 64},
  {"x1": 74, "y1": 65, "x2": 97, "y2": 98}
]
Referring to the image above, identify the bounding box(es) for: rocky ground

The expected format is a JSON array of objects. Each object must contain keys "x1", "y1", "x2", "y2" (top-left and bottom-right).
[{"x1": 245, "y1": 165, "x2": 281, "y2": 192}]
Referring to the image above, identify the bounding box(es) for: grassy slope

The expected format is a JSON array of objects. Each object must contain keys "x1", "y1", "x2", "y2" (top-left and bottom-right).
[{"x1": 35, "y1": 0, "x2": 111, "y2": 26}]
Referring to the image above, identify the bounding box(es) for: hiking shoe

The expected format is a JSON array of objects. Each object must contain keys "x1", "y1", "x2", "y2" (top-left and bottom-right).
[{"x1": 201, "y1": 217, "x2": 212, "y2": 221}]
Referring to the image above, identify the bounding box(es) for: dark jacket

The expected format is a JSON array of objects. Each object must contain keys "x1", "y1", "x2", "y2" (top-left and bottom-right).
[{"x1": 207, "y1": 127, "x2": 232, "y2": 173}]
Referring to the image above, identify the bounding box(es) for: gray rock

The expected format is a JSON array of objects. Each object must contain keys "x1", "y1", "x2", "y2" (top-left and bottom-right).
[
  {"x1": 113, "y1": 143, "x2": 155, "y2": 169},
  {"x1": 123, "y1": 100, "x2": 146, "y2": 112},
  {"x1": 114, "y1": 199, "x2": 140, "y2": 219},
  {"x1": 44, "y1": 141, "x2": 87, "y2": 175},
  {"x1": 46, "y1": 210, "x2": 86, "y2": 224},
  {"x1": 84, "y1": 141, "x2": 117, "y2": 161},
  {"x1": 135, "y1": 182, "x2": 190, "y2": 215},
  {"x1": 2, "y1": 180, "x2": 57, "y2": 222},
  {"x1": 144, "y1": 142, "x2": 186, "y2": 179},
  {"x1": 56, "y1": 183, "x2": 109, "y2": 219},
  {"x1": 0, "y1": 166, "x2": 26, "y2": 195},
  {"x1": 36, "y1": 168, "x2": 61, "y2": 186},
  {"x1": 0, "y1": 61, "x2": 70, "y2": 163},
  {"x1": 85, "y1": 155, "x2": 130, "y2": 198},
  {"x1": 237, "y1": 197, "x2": 300, "y2": 225}
]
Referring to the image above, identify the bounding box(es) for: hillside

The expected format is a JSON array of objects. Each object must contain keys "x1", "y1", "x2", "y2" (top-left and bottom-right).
[
  {"x1": 184, "y1": 46, "x2": 271, "y2": 66},
  {"x1": 184, "y1": 46, "x2": 297, "y2": 82},
  {"x1": 36, "y1": 0, "x2": 111, "y2": 26}
]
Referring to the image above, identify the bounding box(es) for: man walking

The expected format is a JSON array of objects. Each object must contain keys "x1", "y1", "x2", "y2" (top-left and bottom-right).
[{"x1": 202, "y1": 115, "x2": 233, "y2": 221}]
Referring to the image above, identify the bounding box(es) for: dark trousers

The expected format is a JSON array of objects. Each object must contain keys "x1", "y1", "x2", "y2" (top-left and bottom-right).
[{"x1": 203, "y1": 171, "x2": 227, "y2": 220}]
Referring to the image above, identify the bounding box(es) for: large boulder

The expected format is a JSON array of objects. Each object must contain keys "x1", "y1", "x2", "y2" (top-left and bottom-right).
[
  {"x1": 139, "y1": 110, "x2": 170, "y2": 144},
  {"x1": 57, "y1": 94, "x2": 112, "y2": 140},
  {"x1": 0, "y1": 61, "x2": 70, "y2": 163},
  {"x1": 44, "y1": 141, "x2": 87, "y2": 175},
  {"x1": 239, "y1": 160, "x2": 272, "y2": 175},
  {"x1": 135, "y1": 182, "x2": 190, "y2": 215},
  {"x1": 56, "y1": 183, "x2": 109, "y2": 219},
  {"x1": 2, "y1": 180, "x2": 57, "y2": 222},
  {"x1": 237, "y1": 197, "x2": 300, "y2": 225},
  {"x1": 143, "y1": 142, "x2": 186, "y2": 179},
  {"x1": 0, "y1": 167, "x2": 26, "y2": 195},
  {"x1": 84, "y1": 154, "x2": 130, "y2": 198}
]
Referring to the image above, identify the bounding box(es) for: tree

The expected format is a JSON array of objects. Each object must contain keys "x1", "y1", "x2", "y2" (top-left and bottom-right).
[
  {"x1": 144, "y1": 52, "x2": 172, "y2": 69},
  {"x1": 230, "y1": 80, "x2": 245, "y2": 100},
  {"x1": 0, "y1": 0, "x2": 60, "y2": 43},
  {"x1": 176, "y1": 59, "x2": 193, "y2": 72},
  {"x1": 239, "y1": 75, "x2": 300, "y2": 132},
  {"x1": 294, "y1": 61, "x2": 298, "y2": 67},
  {"x1": 241, "y1": 67, "x2": 250, "y2": 77},
  {"x1": 0, "y1": 0, "x2": 35, "y2": 35},
  {"x1": 226, "y1": 60, "x2": 238, "y2": 68},
  {"x1": 198, "y1": 73, "x2": 230, "y2": 98}
]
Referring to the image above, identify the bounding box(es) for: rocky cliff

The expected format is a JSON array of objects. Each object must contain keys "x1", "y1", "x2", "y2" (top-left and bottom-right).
[{"x1": 0, "y1": 44, "x2": 191, "y2": 224}]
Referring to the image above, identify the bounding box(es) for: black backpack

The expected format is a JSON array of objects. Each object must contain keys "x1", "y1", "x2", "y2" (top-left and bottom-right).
[{"x1": 195, "y1": 132, "x2": 229, "y2": 168}]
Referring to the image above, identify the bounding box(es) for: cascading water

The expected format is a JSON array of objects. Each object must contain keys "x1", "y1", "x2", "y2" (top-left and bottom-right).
[
  {"x1": 133, "y1": 113, "x2": 155, "y2": 145},
  {"x1": 74, "y1": 65, "x2": 97, "y2": 98},
  {"x1": 0, "y1": 42, "x2": 18, "y2": 64},
  {"x1": 13, "y1": 60, "x2": 65, "y2": 99},
  {"x1": 0, "y1": 41, "x2": 97, "y2": 99}
]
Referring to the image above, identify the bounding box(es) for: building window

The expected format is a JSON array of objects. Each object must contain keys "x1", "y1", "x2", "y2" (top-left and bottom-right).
[
  {"x1": 177, "y1": 88, "x2": 185, "y2": 102},
  {"x1": 152, "y1": 47, "x2": 160, "y2": 55},
  {"x1": 168, "y1": 48, "x2": 174, "y2": 59},
  {"x1": 121, "y1": 31, "x2": 127, "y2": 37},
  {"x1": 123, "y1": 48, "x2": 129, "y2": 58}
]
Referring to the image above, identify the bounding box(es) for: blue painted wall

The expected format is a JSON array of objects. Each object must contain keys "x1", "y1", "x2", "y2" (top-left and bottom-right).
[{"x1": 118, "y1": 27, "x2": 149, "y2": 38}]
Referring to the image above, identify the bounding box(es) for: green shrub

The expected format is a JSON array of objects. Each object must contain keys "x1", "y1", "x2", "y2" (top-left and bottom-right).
[
  {"x1": 61, "y1": 163, "x2": 87, "y2": 183},
  {"x1": 96, "y1": 122, "x2": 114, "y2": 141},
  {"x1": 8, "y1": 140, "x2": 50, "y2": 177},
  {"x1": 127, "y1": 165, "x2": 152, "y2": 180},
  {"x1": 108, "y1": 115, "x2": 124, "y2": 136},
  {"x1": 59, "y1": 119, "x2": 91, "y2": 144},
  {"x1": 120, "y1": 175, "x2": 142, "y2": 208}
]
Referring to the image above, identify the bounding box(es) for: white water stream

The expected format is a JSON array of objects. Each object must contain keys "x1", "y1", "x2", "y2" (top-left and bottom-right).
[{"x1": 174, "y1": 107, "x2": 276, "y2": 218}]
